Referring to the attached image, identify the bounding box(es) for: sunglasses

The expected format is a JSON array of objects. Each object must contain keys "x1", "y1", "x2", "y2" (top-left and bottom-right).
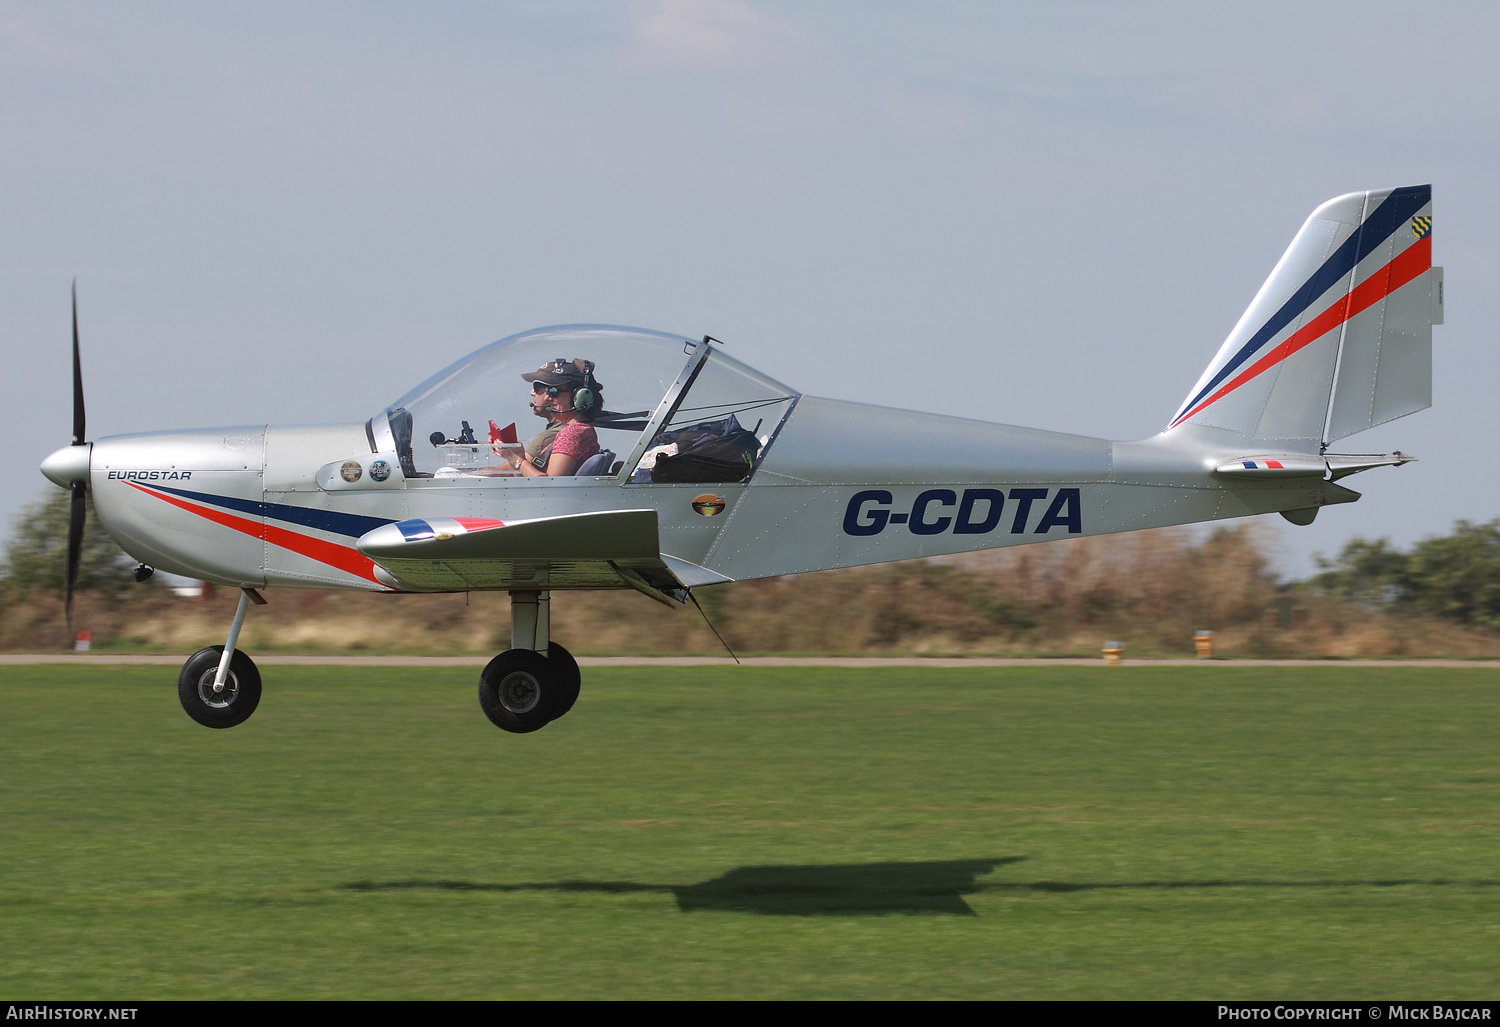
[{"x1": 531, "y1": 382, "x2": 563, "y2": 396}]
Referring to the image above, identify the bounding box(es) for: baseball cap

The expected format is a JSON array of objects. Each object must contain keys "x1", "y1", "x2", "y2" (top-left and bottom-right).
[{"x1": 521, "y1": 357, "x2": 592, "y2": 389}]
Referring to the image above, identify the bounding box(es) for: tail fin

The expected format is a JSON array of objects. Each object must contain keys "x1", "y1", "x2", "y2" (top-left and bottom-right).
[{"x1": 1168, "y1": 185, "x2": 1441, "y2": 450}]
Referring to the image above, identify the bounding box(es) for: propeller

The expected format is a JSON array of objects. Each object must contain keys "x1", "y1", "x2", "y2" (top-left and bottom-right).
[
  {"x1": 72, "y1": 282, "x2": 85, "y2": 446},
  {"x1": 67, "y1": 481, "x2": 85, "y2": 624},
  {"x1": 65, "y1": 282, "x2": 87, "y2": 626},
  {"x1": 38, "y1": 283, "x2": 92, "y2": 631}
]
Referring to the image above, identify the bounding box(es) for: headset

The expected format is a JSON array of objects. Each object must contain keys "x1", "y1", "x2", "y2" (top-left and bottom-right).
[{"x1": 574, "y1": 361, "x2": 599, "y2": 417}]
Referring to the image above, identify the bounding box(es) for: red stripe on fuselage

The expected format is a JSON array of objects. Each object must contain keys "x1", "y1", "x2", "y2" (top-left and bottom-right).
[
  {"x1": 126, "y1": 481, "x2": 382, "y2": 584},
  {"x1": 1172, "y1": 235, "x2": 1432, "y2": 428}
]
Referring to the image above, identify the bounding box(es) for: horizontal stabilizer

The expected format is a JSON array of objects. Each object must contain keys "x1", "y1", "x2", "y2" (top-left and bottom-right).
[
  {"x1": 1214, "y1": 456, "x2": 1327, "y2": 478},
  {"x1": 1213, "y1": 451, "x2": 1414, "y2": 480},
  {"x1": 1324, "y1": 451, "x2": 1416, "y2": 480}
]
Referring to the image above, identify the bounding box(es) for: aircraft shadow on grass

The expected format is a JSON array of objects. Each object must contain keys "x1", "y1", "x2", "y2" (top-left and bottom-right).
[
  {"x1": 344, "y1": 858, "x2": 1024, "y2": 917},
  {"x1": 343, "y1": 862, "x2": 1499, "y2": 917}
]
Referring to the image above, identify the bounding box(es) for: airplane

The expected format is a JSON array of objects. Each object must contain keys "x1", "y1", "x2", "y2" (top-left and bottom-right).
[{"x1": 40, "y1": 184, "x2": 1442, "y2": 734}]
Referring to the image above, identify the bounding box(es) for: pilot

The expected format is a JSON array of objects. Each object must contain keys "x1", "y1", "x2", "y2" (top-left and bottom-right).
[{"x1": 510, "y1": 358, "x2": 603, "y2": 476}]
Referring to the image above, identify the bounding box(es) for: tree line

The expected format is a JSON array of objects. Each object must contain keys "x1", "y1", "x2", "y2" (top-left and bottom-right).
[{"x1": 1310, "y1": 520, "x2": 1500, "y2": 629}]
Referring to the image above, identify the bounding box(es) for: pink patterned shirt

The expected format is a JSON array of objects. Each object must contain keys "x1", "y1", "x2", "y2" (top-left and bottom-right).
[{"x1": 547, "y1": 420, "x2": 600, "y2": 464}]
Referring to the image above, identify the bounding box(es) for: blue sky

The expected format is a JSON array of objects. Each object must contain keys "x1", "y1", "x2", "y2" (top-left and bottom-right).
[{"x1": 4, "y1": 1, "x2": 1497, "y2": 576}]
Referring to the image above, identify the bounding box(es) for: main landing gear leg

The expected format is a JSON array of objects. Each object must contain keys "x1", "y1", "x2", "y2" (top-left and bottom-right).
[
  {"x1": 178, "y1": 587, "x2": 266, "y2": 729},
  {"x1": 478, "y1": 589, "x2": 581, "y2": 734}
]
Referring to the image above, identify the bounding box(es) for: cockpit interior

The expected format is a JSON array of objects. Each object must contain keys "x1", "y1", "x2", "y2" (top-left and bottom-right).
[{"x1": 372, "y1": 326, "x2": 800, "y2": 486}]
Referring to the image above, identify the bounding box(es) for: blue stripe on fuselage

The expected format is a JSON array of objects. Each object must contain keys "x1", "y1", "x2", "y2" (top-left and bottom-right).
[{"x1": 138, "y1": 483, "x2": 395, "y2": 538}]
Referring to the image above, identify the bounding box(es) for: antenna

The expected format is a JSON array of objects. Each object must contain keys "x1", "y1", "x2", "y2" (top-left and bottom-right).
[{"x1": 688, "y1": 590, "x2": 740, "y2": 665}]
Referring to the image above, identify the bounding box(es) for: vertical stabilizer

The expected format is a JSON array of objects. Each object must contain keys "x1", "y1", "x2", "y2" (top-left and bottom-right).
[{"x1": 1168, "y1": 185, "x2": 1439, "y2": 450}]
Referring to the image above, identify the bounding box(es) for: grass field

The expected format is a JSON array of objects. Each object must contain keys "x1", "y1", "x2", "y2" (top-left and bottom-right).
[{"x1": 1, "y1": 664, "x2": 1496, "y2": 999}]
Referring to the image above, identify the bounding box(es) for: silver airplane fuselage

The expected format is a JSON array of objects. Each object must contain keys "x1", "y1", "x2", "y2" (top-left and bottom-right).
[{"x1": 74, "y1": 406, "x2": 1359, "y2": 596}]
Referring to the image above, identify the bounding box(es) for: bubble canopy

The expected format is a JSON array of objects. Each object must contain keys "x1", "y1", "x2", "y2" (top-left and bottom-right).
[{"x1": 378, "y1": 325, "x2": 800, "y2": 482}]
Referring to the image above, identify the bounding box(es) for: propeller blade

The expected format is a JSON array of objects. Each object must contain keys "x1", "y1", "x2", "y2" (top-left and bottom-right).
[
  {"x1": 66, "y1": 479, "x2": 86, "y2": 629},
  {"x1": 65, "y1": 282, "x2": 89, "y2": 634},
  {"x1": 72, "y1": 281, "x2": 86, "y2": 447}
]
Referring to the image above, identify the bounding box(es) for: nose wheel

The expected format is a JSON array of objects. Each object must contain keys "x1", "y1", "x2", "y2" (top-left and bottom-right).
[
  {"x1": 178, "y1": 646, "x2": 262, "y2": 728},
  {"x1": 178, "y1": 587, "x2": 266, "y2": 729}
]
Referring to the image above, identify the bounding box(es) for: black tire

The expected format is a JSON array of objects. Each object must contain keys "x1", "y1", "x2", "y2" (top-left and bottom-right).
[
  {"x1": 478, "y1": 649, "x2": 558, "y2": 733},
  {"x1": 178, "y1": 646, "x2": 262, "y2": 729},
  {"x1": 548, "y1": 642, "x2": 582, "y2": 719}
]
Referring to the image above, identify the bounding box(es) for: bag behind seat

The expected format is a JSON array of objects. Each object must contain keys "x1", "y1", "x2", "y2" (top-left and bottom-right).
[{"x1": 650, "y1": 414, "x2": 762, "y2": 483}]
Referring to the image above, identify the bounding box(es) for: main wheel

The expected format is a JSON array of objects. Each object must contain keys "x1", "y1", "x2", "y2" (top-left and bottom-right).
[
  {"x1": 178, "y1": 646, "x2": 262, "y2": 729},
  {"x1": 548, "y1": 642, "x2": 581, "y2": 720},
  {"x1": 478, "y1": 649, "x2": 559, "y2": 733}
]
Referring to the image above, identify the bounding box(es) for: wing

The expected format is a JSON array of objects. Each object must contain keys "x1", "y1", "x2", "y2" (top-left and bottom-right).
[{"x1": 354, "y1": 509, "x2": 727, "y2": 600}]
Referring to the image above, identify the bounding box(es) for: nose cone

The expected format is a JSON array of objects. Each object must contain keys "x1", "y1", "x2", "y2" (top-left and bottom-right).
[{"x1": 41, "y1": 443, "x2": 91, "y2": 488}]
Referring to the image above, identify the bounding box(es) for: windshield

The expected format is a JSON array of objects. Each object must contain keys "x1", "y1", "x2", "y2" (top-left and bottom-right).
[{"x1": 382, "y1": 325, "x2": 695, "y2": 478}]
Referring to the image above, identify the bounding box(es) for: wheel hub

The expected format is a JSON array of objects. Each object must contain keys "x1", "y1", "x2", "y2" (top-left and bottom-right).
[
  {"x1": 196, "y1": 668, "x2": 240, "y2": 708},
  {"x1": 498, "y1": 670, "x2": 541, "y2": 714}
]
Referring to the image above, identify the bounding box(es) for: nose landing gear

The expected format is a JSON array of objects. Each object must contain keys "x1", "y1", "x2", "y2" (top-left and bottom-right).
[
  {"x1": 178, "y1": 587, "x2": 265, "y2": 729},
  {"x1": 478, "y1": 590, "x2": 582, "y2": 734}
]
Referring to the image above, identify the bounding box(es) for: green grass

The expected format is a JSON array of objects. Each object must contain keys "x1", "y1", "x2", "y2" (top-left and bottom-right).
[{"x1": 1, "y1": 665, "x2": 1497, "y2": 999}]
